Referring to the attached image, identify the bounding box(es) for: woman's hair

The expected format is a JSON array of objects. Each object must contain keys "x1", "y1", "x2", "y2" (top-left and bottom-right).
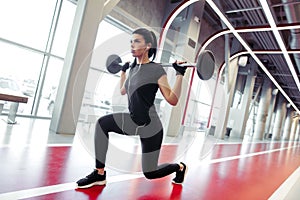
[{"x1": 132, "y1": 28, "x2": 157, "y2": 61}]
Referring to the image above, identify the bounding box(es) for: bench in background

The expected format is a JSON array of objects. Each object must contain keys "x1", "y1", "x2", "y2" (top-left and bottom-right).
[{"x1": 0, "y1": 93, "x2": 28, "y2": 124}]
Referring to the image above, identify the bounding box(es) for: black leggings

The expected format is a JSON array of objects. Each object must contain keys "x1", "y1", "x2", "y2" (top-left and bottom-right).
[{"x1": 94, "y1": 112, "x2": 180, "y2": 179}]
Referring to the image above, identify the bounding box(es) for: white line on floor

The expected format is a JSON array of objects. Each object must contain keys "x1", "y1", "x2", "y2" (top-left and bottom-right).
[
  {"x1": 0, "y1": 174, "x2": 144, "y2": 200},
  {"x1": 201, "y1": 144, "x2": 299, "y2": 165}
]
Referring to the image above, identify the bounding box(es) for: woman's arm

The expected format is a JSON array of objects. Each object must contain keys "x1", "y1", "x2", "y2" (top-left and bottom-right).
[
  {"x1": 120, "y1": 71, "x2": 127, "y2": 95},
  {"x1": 158, "y1": 61, "x2": 187, "y2": 106},
  {"x1": 158, "y1": 74, "x2": 183, "y2": 106},
  {"x1": 120, "y1": 62, "x2": 130, "y2": 95}
]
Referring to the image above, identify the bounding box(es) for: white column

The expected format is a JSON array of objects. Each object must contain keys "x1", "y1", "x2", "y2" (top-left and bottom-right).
[
  {"x1": 214, "y1": 57, "x2": 239, "y2": 139},
  {"x1": 282, "y1": 108, "x2": 293, "y2": 140},
  {"x1": 289, "y1": 115, "x2": 298, "y2": 141},
  {"x1": 264, "y1": 89, "x2": 277, "y2": 138},
  {"x1": 253, "y1": 79, "x2": 272, "y2": 140},
  {"x1": 294, "y1": 121, "x2": 300, "y2": 141},
  {"x1": 230, "y1": 63, "x2": 256, "y2": 139},
  {"x1": 272, "y1": 95, "x2": 287, "y2": 140}
]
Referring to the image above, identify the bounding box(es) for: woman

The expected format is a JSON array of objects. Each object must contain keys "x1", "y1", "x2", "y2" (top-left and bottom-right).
[{"x1": 76, "y1": 28, "x2": 187, "y2": 188}]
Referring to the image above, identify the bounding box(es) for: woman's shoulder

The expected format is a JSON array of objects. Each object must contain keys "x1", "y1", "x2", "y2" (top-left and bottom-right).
[
  {"x1": 147, "y1": 62, "x2": 163, "y2": 68},
  {"x1": 147, "y1": 62, "x2": 165, "y2": 70},
  {"x1": 145, "y1": 62, "x2": 166, "y2": 76}
]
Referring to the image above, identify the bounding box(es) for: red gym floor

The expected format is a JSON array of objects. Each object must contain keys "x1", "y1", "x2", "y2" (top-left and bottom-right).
[{"x1": 1, "y1": 118, "x2": 300, "y2": 200}]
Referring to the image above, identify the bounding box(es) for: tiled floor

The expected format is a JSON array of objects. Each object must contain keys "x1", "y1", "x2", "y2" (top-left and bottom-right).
[{"x1": 0, "y1": 117, "x2": 300, "y2": 199}]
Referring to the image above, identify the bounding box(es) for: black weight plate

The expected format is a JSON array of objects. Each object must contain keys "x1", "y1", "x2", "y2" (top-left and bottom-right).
[
  {"x1": 196, "y1": 50, "x2": 215, "y2": 80},
  {"x1": 106, "y1": 54, "x2": 122, "y2": 74}
]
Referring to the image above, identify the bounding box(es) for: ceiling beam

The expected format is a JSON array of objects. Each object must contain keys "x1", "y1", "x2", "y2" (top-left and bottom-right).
[
  {"x1": 205, "y1": 0, "x2": 300, "y2": 113},
  {"x1": 259, "y1": 0, "x2": 300, "y2": 91}
]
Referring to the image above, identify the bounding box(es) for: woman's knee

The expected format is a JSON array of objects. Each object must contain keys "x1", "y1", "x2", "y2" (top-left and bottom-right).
[
  {"x1": 143, "y1": 171, "x2": 157, "y2": 180},
  {"x1": 97, "y1": 116, "x2": 106, "y2": 126},
  {"x1": 96, "y1": 116, "x2": 109, "y2": 136}
]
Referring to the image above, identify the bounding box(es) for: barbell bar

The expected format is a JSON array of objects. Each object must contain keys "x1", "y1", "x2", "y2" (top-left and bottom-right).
[{"x1": 106, "y1": 50, "x2": 215, "y2": 80}]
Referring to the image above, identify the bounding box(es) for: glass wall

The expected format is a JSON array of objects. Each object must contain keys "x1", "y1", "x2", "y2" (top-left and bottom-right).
[
  {"x1": 0, "y1": 0, "x2": 76, "y2": 117},
  {"x1": 37, "y1": 57, "x2": 64, "y2": 116},
  {"x1": 0, "y1": 41, "x2": 44, "y2": 114},
  {"x1": 183, "y1": 72, "x2": 214, "y2": 131},
  {"x1": 51, "y1": 0, "x2": 77, "y2": 57},
  {"x1": 37, "y1": 0, "x2": 76, "y2": 117},
  {"x1": 0, "y1": 0, "x2": 56, "y2": 50}
]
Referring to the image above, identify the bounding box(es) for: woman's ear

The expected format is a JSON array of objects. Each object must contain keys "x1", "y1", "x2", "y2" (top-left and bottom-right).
[{"x1": 146, "y1": 43, "x2": 152, "y2": 49}]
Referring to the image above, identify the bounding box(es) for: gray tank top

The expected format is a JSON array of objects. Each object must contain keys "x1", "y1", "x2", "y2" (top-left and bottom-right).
[{"x1": 124, "y1": 62, "x2": 166, "y2": 125}]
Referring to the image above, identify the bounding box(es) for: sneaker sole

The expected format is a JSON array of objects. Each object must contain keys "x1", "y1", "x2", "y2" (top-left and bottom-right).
[
  {"x1": 76, "y1": 180, "x2": 106, "y2": 189},
  {"x1": 172, "y1": 165, "x2": 188, "y2": 185}
]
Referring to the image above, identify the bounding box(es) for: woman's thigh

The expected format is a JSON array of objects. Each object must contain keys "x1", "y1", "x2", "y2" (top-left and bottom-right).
[{"x1": 140, "y1": 129, "x2": 163, "y2": 173}]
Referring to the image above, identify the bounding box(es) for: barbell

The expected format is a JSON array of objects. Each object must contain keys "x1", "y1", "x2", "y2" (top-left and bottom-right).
[{"x1": 106, "y1": 50, "x2": 215, "y2": 80}]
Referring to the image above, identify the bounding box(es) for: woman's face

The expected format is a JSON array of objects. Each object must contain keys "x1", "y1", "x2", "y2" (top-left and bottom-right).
[{"x1": 130, "y1": 33, "x2": 150, "y2": 58}]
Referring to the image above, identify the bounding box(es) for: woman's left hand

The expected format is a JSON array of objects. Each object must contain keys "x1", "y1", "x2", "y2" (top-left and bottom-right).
[{"x1": 172, "y1": 60, "x2": 187, "y2": 76}]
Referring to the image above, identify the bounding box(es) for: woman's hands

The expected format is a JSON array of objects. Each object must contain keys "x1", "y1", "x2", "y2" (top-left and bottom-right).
[
  {"x1": 172, "y1": 60, "x2": 187, "y2": 76},
  {"x1": 121, "y1": 62, "x2": 130, "y2": 72}
]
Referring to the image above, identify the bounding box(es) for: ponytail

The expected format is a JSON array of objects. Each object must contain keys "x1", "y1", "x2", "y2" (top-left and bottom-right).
[{"x1": 148, "y1": 31, "x2": 157, "y2": 61}]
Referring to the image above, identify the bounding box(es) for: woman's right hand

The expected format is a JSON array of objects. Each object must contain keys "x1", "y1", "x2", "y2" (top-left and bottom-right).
[{"x1": 121, "y1": 62, "x2": 130, "y2": 72}]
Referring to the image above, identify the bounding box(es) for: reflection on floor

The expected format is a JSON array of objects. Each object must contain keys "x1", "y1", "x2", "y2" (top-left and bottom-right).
[{"x1": 0, "y1": 117, "x2": 300, "y2": 200}]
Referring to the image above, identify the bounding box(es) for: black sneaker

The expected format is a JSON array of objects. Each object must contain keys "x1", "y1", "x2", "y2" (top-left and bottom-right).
[
  {"x1": 172, "y1": 162, "x2": 187, "y2": 184},
  {"x1": 76, "y1": 170, "x2": 106, "y2": 188}
]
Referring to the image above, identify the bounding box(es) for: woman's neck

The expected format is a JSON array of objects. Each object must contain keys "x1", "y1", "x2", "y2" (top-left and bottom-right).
[{"x1": 137, "y1": 56, "x2": 150, "y2": 64}]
